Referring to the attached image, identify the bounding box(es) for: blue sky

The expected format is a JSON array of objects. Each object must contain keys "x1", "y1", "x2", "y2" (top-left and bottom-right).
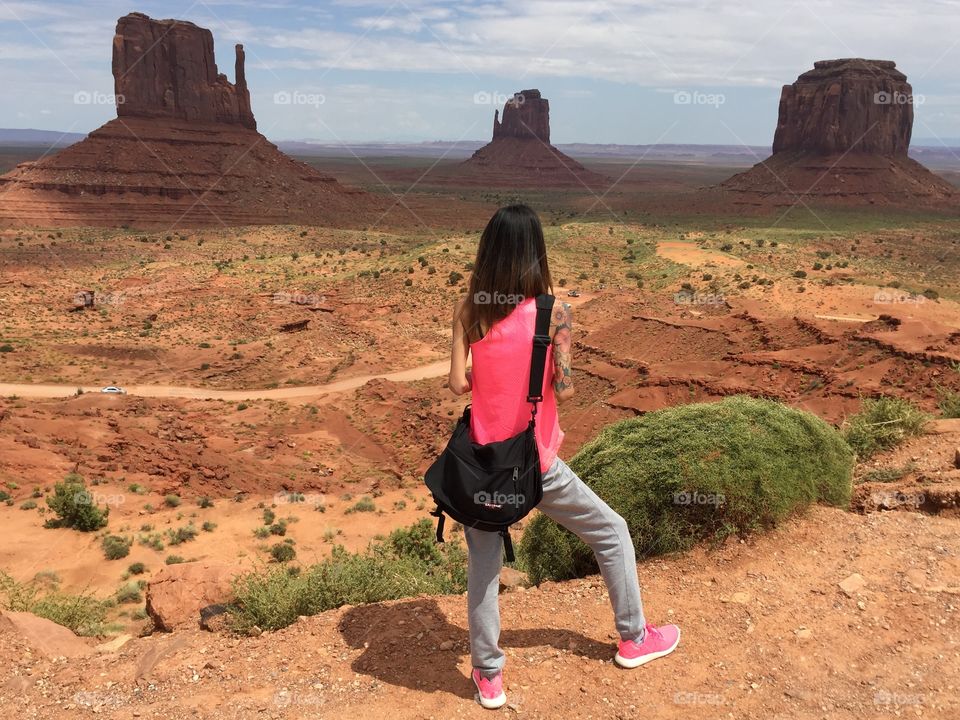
[{"x1": 2, "y1": 0, "x2": 959, "y2": 146}]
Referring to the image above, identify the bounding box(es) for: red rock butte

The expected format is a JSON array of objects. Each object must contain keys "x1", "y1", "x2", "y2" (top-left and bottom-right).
[
  {"x1": 459, "y1": 90, "x2": 608, "y2": 188},
  {"x1": 720, "y1": 59, "x2": 956, "y2": 207},
  {"x1": 0, "y1": 12, "x2": 380, "y2": 228}
]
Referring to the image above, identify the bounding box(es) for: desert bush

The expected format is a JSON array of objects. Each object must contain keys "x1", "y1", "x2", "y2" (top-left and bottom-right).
[
  {"x1": 44, "y1": 477, "x2": 109, "y2": 531},
  {"x1": 842, "y1": 397, "x2": 930, "y2": 458},
  {"x1": 937, "y1": 387, "x2": 960, "y2": 419},
  {"x1": 270, "y1": 543, "x2": 296, "y2": 563},
  {"x1": 127, "y1": 562, "x2": 147, "y2": 575},
  {"x1": 115, "y1": 581, "x2": 142, "y2": 604},
  {"x1": 164, "y1": 494, "x2": 181, "y2": 508},
  {"x1": 0, "y1": 571, "x2": 108, "y2": 636},
  {"x1": 229, "y1": 520, "x2": 467, "y2": 632},
  {"x1": 519, "y1": 396, "x2": 854, "y2": 584},
  {"x1": 166, "y1": 524, "x2": 198, "y2": 545},
  {"x1": 165, "y1": 555, "x2": 185, "y2": 565},
  {"x1": 102, "y1": 535, "x2": 132, "y2": 560},
  {"x1": 346, "y1": 497, "x2": 375, "y2": 514}
]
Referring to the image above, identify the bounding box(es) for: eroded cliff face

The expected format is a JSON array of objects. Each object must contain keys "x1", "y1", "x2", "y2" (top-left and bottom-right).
[
  {"x1": 0, "y1": 13, "x2": 383, "y2": 228},
  {"x1": 493, "y1": 90, "x2": 551, "y2": 144},
  {"x1": 113, "y1": 12, "x2": 256, "y2": 130},
  {"x1": 772, "y1": 59, "x2": 912, "y2": 156},
  {"x1": 461, "y1": 89, "x2": 607, "y2": 187},
  {"x1": 720, "y1": 59, "x2": 955, "y2": 206}
]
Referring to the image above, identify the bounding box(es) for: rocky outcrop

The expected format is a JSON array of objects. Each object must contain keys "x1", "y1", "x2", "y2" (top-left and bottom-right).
[
  {"x1": 146, "y1": 561, "x2": 238, "y2": 632},
  {"x1": 113, "y1": 13, "x2": 256, "y2": 129},
  {"x1": 0, "y1": 610, "x2": 92, "y2": 658},
  {"x1": 493, "y1": 89, "x2": 550, "y2": 143},
  {"x1": 0, "y1": 13, "x2": 381, "y2": 228},
  {"x1": 772, "y1": 59, "x2": 912, "y2": 156},
  {"x1": 720, "y1": 59, "x2": 955, "y2": 207},
  {"x1": 460, "y1": 89, "x2": 606, "y2": 188}
]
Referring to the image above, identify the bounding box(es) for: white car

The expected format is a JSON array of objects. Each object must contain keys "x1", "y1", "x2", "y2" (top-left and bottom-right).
[{"x1": 100, "y1": 386, "x2": 127, "y2": 394}]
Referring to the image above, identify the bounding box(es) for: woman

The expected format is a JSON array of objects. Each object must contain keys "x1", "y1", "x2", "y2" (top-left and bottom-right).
[{"x1": 448, "y1": 204, "x2": 680, "y2": 710}]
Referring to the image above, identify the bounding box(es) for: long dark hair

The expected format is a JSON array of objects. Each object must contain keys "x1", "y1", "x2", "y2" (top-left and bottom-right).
[{"x1": 462, "y1": 204, "x2": 553, "y2": 342}]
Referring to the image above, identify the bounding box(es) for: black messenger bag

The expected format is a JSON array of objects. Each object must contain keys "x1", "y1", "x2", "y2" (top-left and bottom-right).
[{"x1": 424, "y1": 294, "x2": 555, "y2": 562}]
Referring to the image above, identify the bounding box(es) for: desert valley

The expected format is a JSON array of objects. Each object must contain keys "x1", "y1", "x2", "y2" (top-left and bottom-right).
[{"x1": 0, "y1": 7, "x2": 958, "y2": 720}]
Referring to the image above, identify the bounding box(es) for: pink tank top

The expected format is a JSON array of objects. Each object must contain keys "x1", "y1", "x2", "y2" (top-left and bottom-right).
[{"x1": 469, "y1": 297, "x2": 564, "y2": 473}]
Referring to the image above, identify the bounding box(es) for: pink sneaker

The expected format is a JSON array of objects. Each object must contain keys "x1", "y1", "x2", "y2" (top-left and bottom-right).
[
  {"x1": 472, "y1": 669, "x2": 506, "y2": 709},
  {"x1": 614, "y1": 623, "x2": 681, "y2": 668}
]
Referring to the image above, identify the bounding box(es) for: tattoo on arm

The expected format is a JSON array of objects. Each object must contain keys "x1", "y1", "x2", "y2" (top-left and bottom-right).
[{"x1": 552, "y1": 302, "x2": 573, "y2": 394}]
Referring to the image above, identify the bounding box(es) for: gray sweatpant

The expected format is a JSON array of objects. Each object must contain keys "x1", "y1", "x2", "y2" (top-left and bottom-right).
[{"x1": 465, "y1": 457, "x2": 647, "y2": 676}]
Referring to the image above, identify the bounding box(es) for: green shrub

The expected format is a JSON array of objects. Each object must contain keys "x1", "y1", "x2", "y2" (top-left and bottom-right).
[
  {"x1": 102, "y1": 535, "x2": 132, "y2": 560},
  {"x1": 937, "y1": 387, "x2": 960, "y2": 419},
  {"x1": 166, "y1": 525, "x2": 198, "y2": 545},
  {"x1": 270, "y1": 543, "x2": 296, "y2": 563},
  {"x1": 20, "y1": 500, "x2": 37, "y2": 510},
  {"x1": 346, "y1": 497, "x2": 375, "y2": 514},
  {"x1": 127, "y1": 562, "x2": 147, "y2": 575},
  {"x1": 198, "y1": 497, "x2": 214, "y2": 509},
  {"x1": 0, "y1": 571, "x2": 108, "y2": 636},
  {"x1": 165, "y1": 555, "x2": 186, "y2": 565},
  {"x1": 44, "y1": 478, "x2": 109, "y2": 531},
  {"x1": 115, "y1": 581, "x2": 142, "y2": 604},
  {"x1": 842, "y1": 397, "x2": 930, "y2": 458},
  {"x1": 519, "y1": 396, "x2": 854, "y2": 584},
  {"x1": 229, "y1": 520, "x2": 466, "y2": 632},
  {"x1": 164, "y1": 494, "x2": 181, "y2": 508}
]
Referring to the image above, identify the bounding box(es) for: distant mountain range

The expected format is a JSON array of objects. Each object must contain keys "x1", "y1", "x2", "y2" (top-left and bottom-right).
[{"x1": 2, "y1": 129, "x2": 959, "y2": 170}]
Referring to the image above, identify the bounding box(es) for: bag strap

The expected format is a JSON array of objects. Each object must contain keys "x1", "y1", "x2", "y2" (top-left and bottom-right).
[
  {"x1": 430, "y1": 506, "x2": 446, "y2": 544},
  {"x1": 527, "y1": 294, "x2": 556, "y2": 407},
  {"x1": 500, "y1": 529, "x2": 515, "y2": 563}
]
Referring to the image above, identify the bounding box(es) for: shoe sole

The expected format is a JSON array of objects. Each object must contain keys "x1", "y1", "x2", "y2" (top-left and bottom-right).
[
  {"x1": 472, "y1": 675, "x2": 507, "y2": 710},
  {"x1": 474, "y1": 691, "x2": 507, "y2": 710},
  {"x1": 614, "y1": 627, "x2": 681, "y2": 669}
]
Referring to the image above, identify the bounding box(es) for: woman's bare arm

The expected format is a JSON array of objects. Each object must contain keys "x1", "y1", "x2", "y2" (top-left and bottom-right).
[
  {"x1": 552, "y1": 302, "x2": 574, "y2": 402},
  {"x1": 448, "y1": 298, "x2": 472, "y2": 395}
]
